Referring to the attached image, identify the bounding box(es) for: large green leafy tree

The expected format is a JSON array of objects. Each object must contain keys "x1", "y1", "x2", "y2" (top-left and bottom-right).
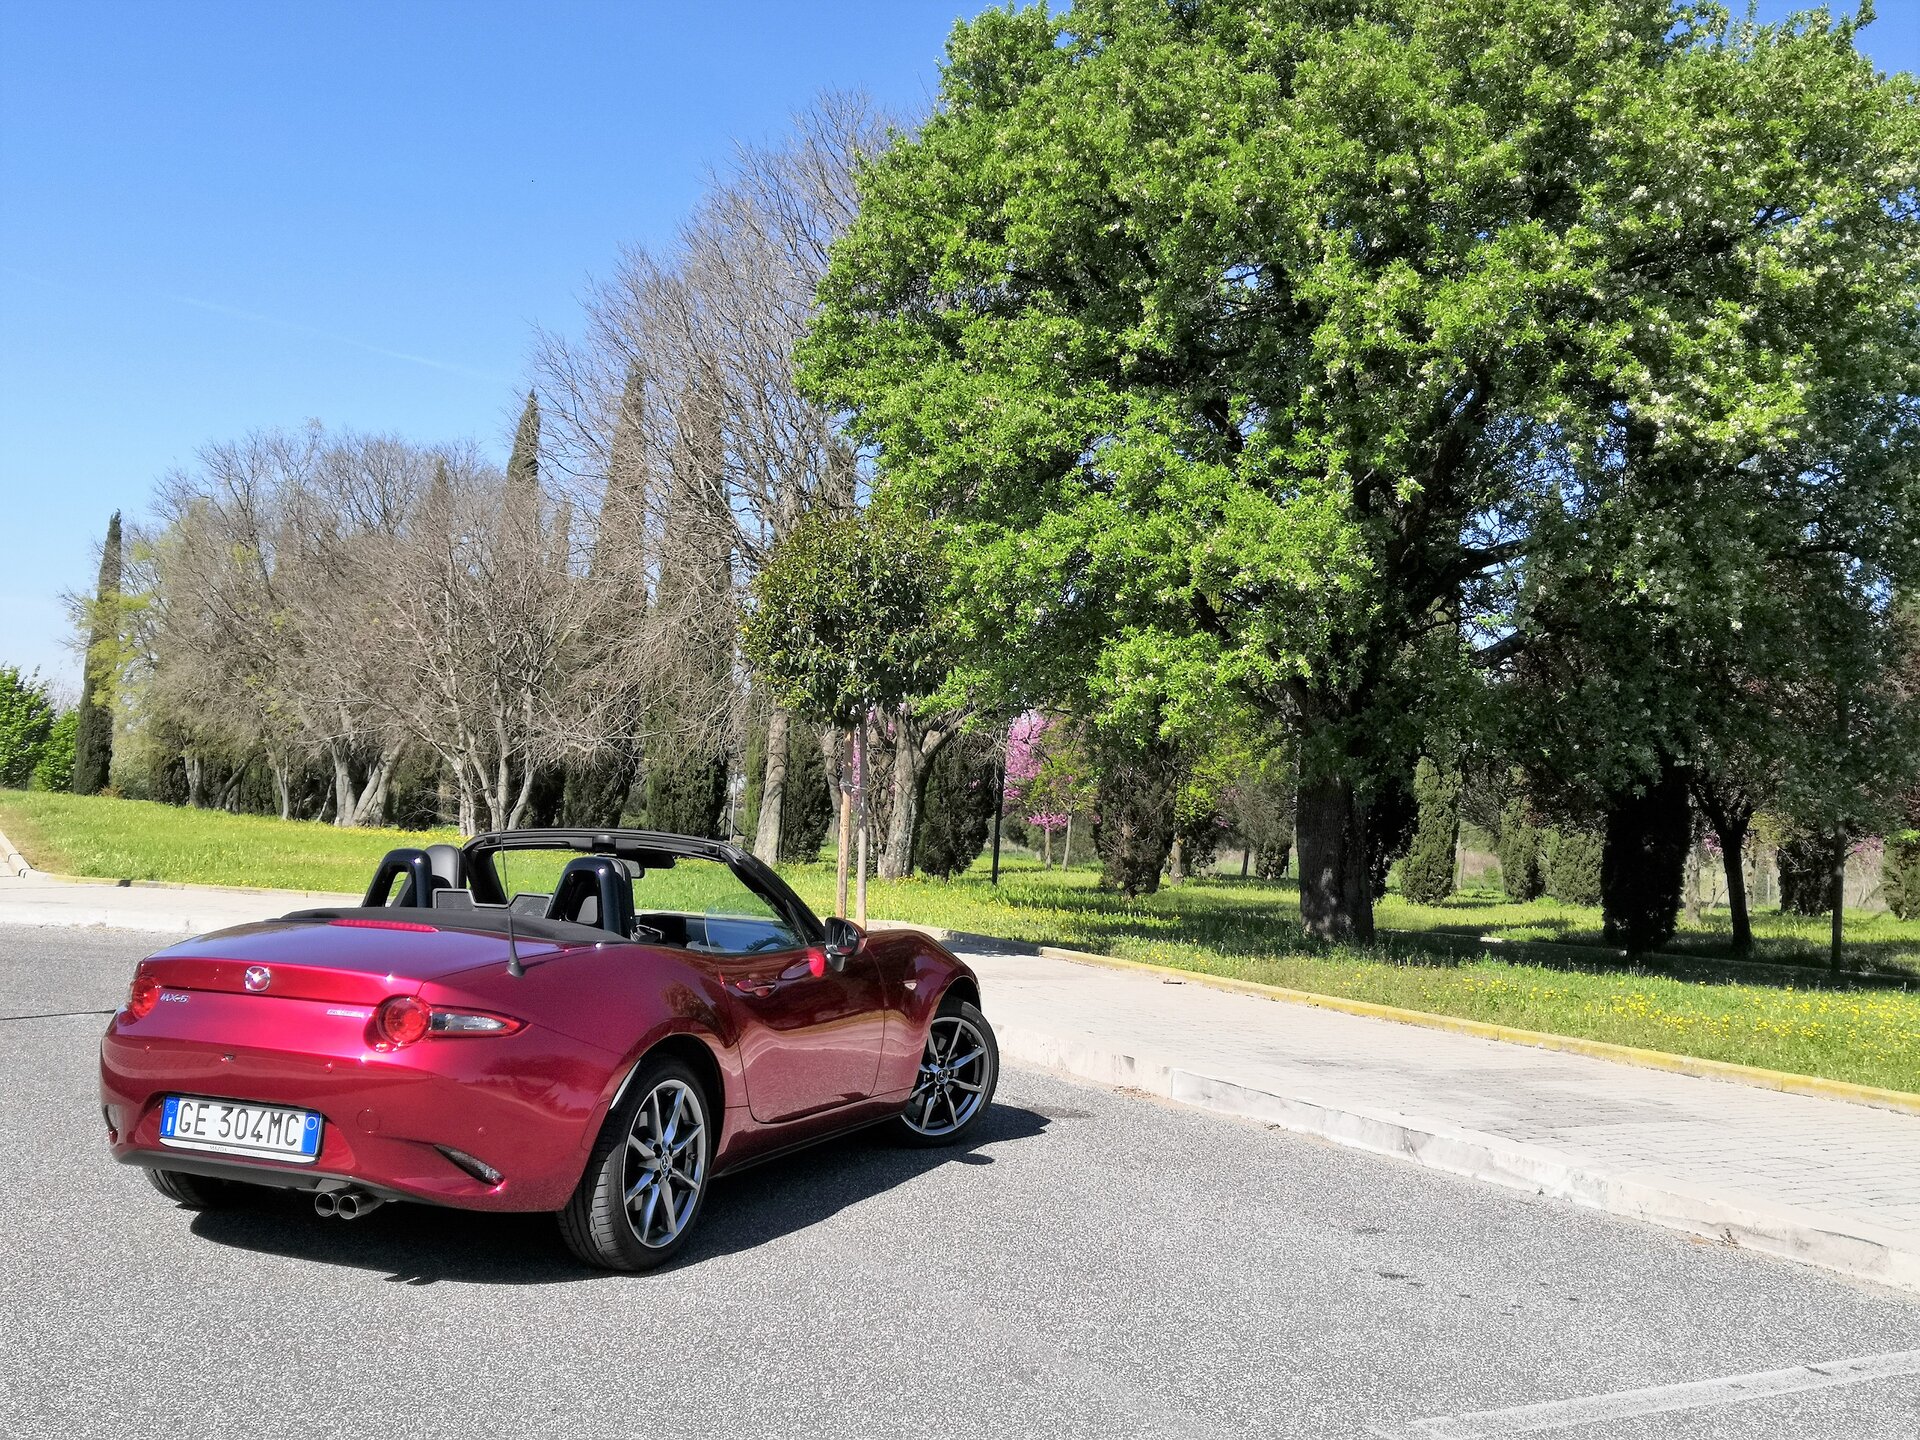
[
  {"x1": 741, "y1": 507, "x2": 949, "y2": 904},
  {"x1": 800, "y1": 0, "x2": 1920, "y2": 941}
]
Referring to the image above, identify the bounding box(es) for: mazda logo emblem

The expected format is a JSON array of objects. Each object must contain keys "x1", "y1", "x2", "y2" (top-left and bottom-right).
[{"x1": 243, "y1": 966, "x2": 272, "y2": 993}]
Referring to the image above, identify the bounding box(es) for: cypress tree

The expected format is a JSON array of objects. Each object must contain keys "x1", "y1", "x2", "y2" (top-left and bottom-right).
[
  {"x1": 1400, "y1": 758, "x2": 1460, "y2": 905},
  {"x1": 1779, "y1": 833, "x2": 1842, "y2": 916},
  {"x1": 778, "y1": 730, "x2": 833, "y2": 862},
  {"x1": 71, "y1": 511, "x2": 121, "y2": 795},
  {"x1": 1599, "y1": 762, "x2": 1692, "y2": 954},
  {"x1": 641, "y1": 374, "x2": 733, "y2": 839},
  {"x1": 563, "y1": 366, "x2": 648, "y2": 828},
  {"x1": 916, "y1": 732, "x2": 998, "y2": 879},
  {"x1": 1364, "y1": 770, "x2": 1418, "y2": 901},
  {"x1": 507, "y1": 390, "x2": 540, "y2": 497},
  {"x1": 1545, "y1": 826, "x2": 1604, "y2": 907},
  {"x1": 1497, "y1": 798, "x2": 1546, "y2": 901},
  {"x1": 1091, "y1": 735, "x2": 1179, "y2": 897},
  {"x1": 1884, "y1": 833, "x2": 1920, "y2": 921}
]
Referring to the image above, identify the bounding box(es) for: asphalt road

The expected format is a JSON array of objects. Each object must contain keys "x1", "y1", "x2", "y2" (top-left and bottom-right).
[{"x1": 6, "y1": 922, "x2": 1919, "y2": 1440}]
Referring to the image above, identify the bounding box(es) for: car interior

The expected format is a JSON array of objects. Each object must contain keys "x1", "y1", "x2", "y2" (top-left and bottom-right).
[{"x1": 356, "y1": 839, "x2": 805, "y2": 957}]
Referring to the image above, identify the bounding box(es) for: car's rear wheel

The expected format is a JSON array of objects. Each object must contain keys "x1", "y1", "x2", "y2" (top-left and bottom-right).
[
  {"x1": 559, "y1": 1056, "x2": 712, "y2": 1272},
  {"x1": 147, "y1": 1167, "x2": 251, "y2": 1210},
  {"x1": 895, "y1": 999, "x2": 998, "y2": 1147}
]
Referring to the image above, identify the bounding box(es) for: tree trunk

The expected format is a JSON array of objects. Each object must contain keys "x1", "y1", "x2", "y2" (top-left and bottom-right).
[
  {"x1": 1168, "y1": 835, "x2": 1187, "y2": 886},
  {"x1": 879, "y1": 716, "x2": 920, "y2": 879},
  {"x1": 1830, "y1": 833, "x2": 1846, "y2": 975},
  {"x1": 1241, "y1": 846, "x2": 1251, "y2": 878},
  {"x1": 830, "y1": 728, "x2": 851, "y2": 919},
  {"x1": 330, "y1": 746, "x2": 361, "y2": 828},
  {"x1": 184, "y1": 753, "x2": 206, "y2": 809},
  {"x1": 854, "y1": 719, "x2": 869, "y2": 926},
  {"x1": 268, "y1": 754, "x2": 292, "y2": 821},
  {"x1": 878, "y1": 711, "x2": 958, "y2": 880},
  {"x1": 1043, "y1": 827, "x2": 1052, "y2": 868},
  {"x1": 350, "y1": 744, "x2": 400, "y2": 828},
  {"x1": 753, "y1": 708, "x2": 790, "y2": 864},
  {"x1": 1709, "y1": 810, "x2": 1753, "y2": 958},
  {"x1": 1063, "y1": 814, "x2": 1073, "y2": 869},
  {"x1": 1296, "y1": 775, "x2": 1374, "y2": 942}
]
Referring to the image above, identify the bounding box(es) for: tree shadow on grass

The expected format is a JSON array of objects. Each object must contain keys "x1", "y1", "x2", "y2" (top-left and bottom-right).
[
  {"x1": 184, "y1": 1103, "x2": 1051, "y2": 1285},
  {"x1": 936, "y1": 878, "x2": 1920, "y2": 995}
]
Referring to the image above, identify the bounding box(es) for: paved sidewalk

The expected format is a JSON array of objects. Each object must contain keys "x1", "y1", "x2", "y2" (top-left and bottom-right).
[
  {"x1": 6, "y1": 851, "x2": 1918, "y2": 1295},
  {"x1": 0, "y1": 872, "x2": 355, "y2": 933},
  {"x1": 950, "y1": 937, "x2": 1920, "y2": 1295}
]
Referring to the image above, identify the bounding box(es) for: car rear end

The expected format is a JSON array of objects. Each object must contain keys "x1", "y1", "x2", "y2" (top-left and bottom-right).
[{"x1": 101, "y1": 917, "x2": 616, "y2": 1212}]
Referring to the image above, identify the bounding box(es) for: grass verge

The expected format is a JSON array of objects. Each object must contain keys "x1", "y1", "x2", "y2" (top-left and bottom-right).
[
  {"x1": 0, "y1": 791, "x2": 454, "y2": 893},
  {"x1": 5, "y1": 791, "x2": 1918, "y2": 1092}
]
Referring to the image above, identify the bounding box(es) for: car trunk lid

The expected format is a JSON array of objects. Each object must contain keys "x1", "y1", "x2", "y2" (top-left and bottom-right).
[{"x1": 139, "y1": 917, "x2": 569, "y2": 1004}]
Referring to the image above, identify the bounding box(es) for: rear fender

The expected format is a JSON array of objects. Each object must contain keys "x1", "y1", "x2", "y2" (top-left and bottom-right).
[{"x1": 575, "y1": 1023, "x2": 739, "y2": 1163}]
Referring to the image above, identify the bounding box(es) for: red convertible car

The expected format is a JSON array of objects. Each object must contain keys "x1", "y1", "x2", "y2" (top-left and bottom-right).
[{"x1": 99, "y1": 828, "x2": 998, "y2": 1270}]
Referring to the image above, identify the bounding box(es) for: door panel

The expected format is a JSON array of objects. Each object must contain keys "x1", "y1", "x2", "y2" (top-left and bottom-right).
[{"x1": 715, "y1": 947, "x2": 888, "y2": 1124}]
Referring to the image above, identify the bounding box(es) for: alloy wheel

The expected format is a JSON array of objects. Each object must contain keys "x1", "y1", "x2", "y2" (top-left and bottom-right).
[
  {"x1": 903, "y1": 1014, "x2": 990, "y2": 1137},
  {"x1": 622, "y1": 1078, "x2": 706, "y2": 1248}
]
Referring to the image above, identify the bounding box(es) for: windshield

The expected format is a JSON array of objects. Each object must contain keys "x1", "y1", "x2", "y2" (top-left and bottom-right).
[{"x1": 486, "y1": 848, "x2": 802, "y2": 955}]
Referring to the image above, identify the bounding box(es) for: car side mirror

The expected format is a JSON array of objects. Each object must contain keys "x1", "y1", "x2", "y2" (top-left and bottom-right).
[{"x1": 823, "y1": 917, "x2": 862, "y2": 972}]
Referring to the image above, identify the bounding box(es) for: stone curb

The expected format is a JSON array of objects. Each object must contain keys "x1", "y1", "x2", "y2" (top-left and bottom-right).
[
  {"x1": 993, "y1": 1022, "x2": 1920, "y2": 1297},
  {"x1": 877, "y1": 922, "x2": 1920, "y2": 1120},
  {"x1": 0, "y1": 824, "x2": 34, "y2": 880}
]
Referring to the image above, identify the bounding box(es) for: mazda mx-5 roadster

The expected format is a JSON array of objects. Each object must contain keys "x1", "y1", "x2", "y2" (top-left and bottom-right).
[{"x1": 100, "y1": 828, "x2": 999, "y2": 1270}]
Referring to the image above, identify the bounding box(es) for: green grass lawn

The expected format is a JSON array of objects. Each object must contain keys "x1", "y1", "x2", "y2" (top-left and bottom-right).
[
  {"x1": 1373, "y1": 888, "x2": 1920, "y2": 977},
  {"x1": 0, "y1": 790, "x2": 457, "y2": 893},
  {"x1": 6, "y1": 790, "x2": 1919, "y2": 1092}
]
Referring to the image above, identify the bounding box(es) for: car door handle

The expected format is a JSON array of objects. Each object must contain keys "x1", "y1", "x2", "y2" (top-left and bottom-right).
[{"x1": 731, "y1": 978, "x2": 780, "y2": 998}]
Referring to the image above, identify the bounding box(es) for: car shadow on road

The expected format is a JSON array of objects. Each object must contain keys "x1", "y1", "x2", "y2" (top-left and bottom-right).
[{"x1": 185, "y1": 1102, "x2": 1051, "y2": 1286}]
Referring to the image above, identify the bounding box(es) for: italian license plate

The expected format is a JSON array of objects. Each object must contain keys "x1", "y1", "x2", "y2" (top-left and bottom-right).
[{"x1": 159, "y1": 1096, "x2": 322, "y2": 1163}]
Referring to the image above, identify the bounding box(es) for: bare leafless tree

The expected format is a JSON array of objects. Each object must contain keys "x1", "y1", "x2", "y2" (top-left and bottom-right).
[{"x1": 535, "y1": 92, "x2": 897, "y2": 861}]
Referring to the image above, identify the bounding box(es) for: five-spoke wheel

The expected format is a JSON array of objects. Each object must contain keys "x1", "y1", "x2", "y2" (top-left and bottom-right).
[{"x1": 897, "y1": 998, "x2": 998, "y2": 1146}]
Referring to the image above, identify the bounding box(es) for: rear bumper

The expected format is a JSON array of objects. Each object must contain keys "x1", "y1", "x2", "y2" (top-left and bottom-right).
[{"x1": 100, "y1": 1003, "x2": 620, "y2": 1212}]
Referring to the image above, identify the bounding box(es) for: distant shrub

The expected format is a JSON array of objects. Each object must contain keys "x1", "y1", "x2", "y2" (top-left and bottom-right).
[
  {"x1": 1497, "y1": 799, "x2": 1545, "y2": 901},
  {"x1": 1400, "y1": 758, "x2": 1459, "y2": 905},
  {"x1": 0, "y1": 667, "x2": 55, "y2": 789},
  {"x1": 1256, "y1": 841, "x2": 1291, "y2": 880},
  {"x1": 1779, "y1": 833, "x2": 1842, "y2": 916},
  {"x1": 29, "y1": 710, "x2": 78, "y2": 792},
  {"x1": 1883, "y1": 833, "x2": 1920, "y2": 921},
  {"x1": 1544, "y1": 826, "x2": 1603, "y2": 907}
]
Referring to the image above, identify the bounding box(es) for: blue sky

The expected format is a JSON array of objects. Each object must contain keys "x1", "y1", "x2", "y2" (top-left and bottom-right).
[{"x1": 2, "y1": 2, "x2": 1916, "y2": 690}]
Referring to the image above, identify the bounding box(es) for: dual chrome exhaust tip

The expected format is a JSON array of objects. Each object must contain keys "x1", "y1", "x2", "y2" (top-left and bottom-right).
[{"x1": 312, "y1": 1188, "x2": 383, "y2": 1220}]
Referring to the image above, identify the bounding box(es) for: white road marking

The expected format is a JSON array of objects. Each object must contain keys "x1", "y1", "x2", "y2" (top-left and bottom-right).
[{"x1": 1406, "y1": 1350, "x2": 1920, "y2": 1437}]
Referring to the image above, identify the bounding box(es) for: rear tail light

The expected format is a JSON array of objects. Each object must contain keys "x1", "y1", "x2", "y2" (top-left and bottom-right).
[
  {"x1": 375, "y1": 996, "x2": 431, "y2": 1046},
  {"x1": 125, "y1": 972, "x2": 160, "y2": 1020},
  {"x1": 373, "y1": 996, "x2": 523, "y2": 1048}
]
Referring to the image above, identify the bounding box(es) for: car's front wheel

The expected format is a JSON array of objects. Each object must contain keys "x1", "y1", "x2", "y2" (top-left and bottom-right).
[
  {"x1": 559, "y1": 1056, "x2": 713, "y2": 1271},
  {"x1": 895, "y1": 998, "x2": 998, "y2": 1147}
]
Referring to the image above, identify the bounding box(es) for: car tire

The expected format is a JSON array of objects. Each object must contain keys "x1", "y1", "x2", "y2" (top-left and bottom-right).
[
  {"x1": 147, "y1": 1167, "x2": 249, "y2": 1210},
  {"x1": 559, "y1": 1055, "x2": 714, "y2": 1272},
  {"x1": 894, "y1": 998, "x2": 998, "y2": 1148}
]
